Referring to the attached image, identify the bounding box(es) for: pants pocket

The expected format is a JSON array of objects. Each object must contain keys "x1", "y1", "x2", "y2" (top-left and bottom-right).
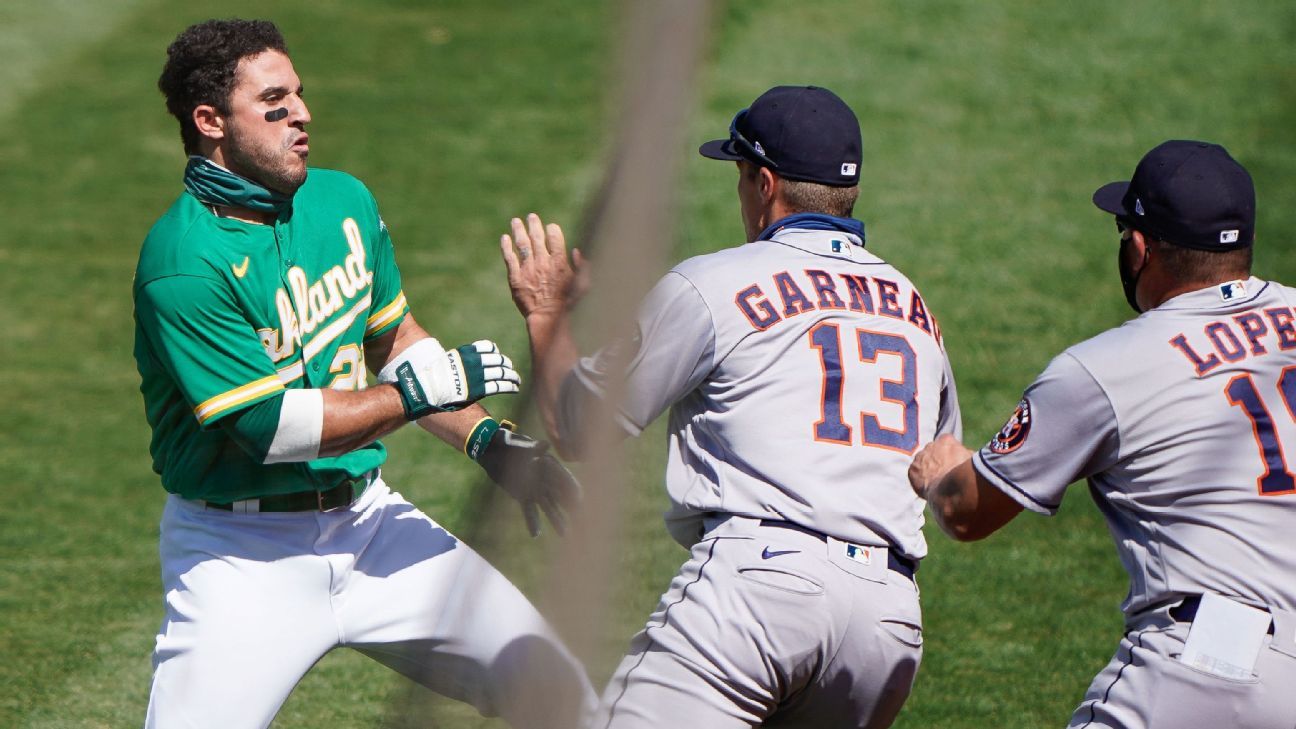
[
  {"x1": 1146, "y1": 652, "x2": 1258, "y2": 728},
  {"x1": 879, "y1": 617, "x2": 923, "y2": 649},
  {"x1": 737, "y1": 565, "x2": 825, "y2": 596}
]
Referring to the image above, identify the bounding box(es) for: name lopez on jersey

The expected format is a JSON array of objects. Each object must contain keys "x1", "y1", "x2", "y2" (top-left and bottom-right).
[
  {"x1": 735, "y1": 269, "x2": 939, "y2": 339},
  {"x1": 1169, "y1": 305, "x2": 1296, "y2": 376}
]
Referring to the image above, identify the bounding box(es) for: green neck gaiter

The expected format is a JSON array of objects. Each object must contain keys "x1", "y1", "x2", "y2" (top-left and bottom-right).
[{"x1": 183, "y1": 155, "x2": 292, "y2": 215}]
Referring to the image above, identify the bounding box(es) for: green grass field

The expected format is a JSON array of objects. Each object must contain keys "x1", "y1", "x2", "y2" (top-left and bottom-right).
[{"x1": 2, "y1": 1, "x2": 1294, "y2": 727}]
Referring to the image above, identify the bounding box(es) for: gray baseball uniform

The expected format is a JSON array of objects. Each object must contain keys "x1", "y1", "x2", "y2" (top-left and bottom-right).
[
  {"x1": 561, "y1": 217, "x2": 961, "y2": 727},
  {"x1": 974, "y1": 277, "x2": 1296, "y2": 728}
]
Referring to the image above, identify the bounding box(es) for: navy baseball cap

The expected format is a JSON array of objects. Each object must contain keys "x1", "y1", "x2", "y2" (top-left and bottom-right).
[
  {"x1": 699, "y1": 85, "x2": 861, "y2": 187},
  {"x1": 1092, "y1": 140, "x2": 1255, "y2": 251}
]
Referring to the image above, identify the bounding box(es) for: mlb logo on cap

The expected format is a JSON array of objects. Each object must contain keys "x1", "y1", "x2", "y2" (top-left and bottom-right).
[
  {"x1": 1091, "y1": 140, "x2": 1255, "y2": 252},
  {"x1": 699, "y1": 85, "x2": 863, "y2": 187}
]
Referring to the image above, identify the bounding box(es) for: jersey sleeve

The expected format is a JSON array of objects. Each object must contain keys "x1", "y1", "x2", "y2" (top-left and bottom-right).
[
  {"x1": 559, "y1": 272, "x2": 716, "y2": 446},
  {"x1": 135, "y1": 274, "x2": 284, "y2": 427},
  {"x1": 936, "y1": 347, "x2": 963, "y2": 439},
  {"x1": 972, "y1": 351, "x2": 1120, "y2": 515},
  {"x1": 363, "y1": 213, "x2": 408, "y2": 340}
]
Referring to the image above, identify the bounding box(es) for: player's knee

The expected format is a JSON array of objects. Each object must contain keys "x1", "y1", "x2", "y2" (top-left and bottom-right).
[{"x1": 488, "y1": 634, "x2": 595, "y2": 729}]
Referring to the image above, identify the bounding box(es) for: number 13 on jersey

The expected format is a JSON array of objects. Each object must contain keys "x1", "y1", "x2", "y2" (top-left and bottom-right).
[{"x1": 809, "y1": 323, "x2": 918, "y2": 453}]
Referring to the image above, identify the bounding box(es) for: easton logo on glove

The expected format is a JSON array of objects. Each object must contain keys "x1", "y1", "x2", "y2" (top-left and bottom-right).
[
  {"x1": 444, "y1": 346, "x2": 473, "y2": 402},
  {"x1": 380, "y1": 338, "x2": 521, "y2": 421}
]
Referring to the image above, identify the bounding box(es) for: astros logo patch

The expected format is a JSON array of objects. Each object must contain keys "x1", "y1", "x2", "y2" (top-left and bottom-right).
[{"x1": 989, "y1": 398, "x2": 1032, "y2": 454}]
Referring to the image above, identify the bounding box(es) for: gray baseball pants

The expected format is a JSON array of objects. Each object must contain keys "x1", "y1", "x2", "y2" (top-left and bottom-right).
[
  {"x1": 1069, "y1": 601, "x2": 1296, "y2": 728},
  {"x1": 593, "y1": 516, "x2": 923, "y2": 728}
]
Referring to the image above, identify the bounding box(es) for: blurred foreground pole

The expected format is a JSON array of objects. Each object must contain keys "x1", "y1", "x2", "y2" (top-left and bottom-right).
[
  {"x1": 542, "y1": 0, "x2": 715, "y2": 657},
  {"x1": 388, "y1": 1, "x2": 715, "y2": 726}
]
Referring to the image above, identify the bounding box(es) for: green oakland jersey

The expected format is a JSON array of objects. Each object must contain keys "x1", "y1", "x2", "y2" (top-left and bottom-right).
[{"x1": 133, "y1": 168, "x2": 409, "y2": 502}]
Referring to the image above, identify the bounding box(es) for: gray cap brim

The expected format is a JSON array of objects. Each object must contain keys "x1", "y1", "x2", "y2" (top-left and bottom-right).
[
  {"x1": 699, "y1": 138, "x2": 742, "y2": 161},
  {"x1": 1092, "y1": 181, "x2": 1130, "y2": 216}
]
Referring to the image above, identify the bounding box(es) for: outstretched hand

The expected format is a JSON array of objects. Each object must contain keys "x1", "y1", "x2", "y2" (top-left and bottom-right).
[
  {"x1": 478, "y1": 425, "x2": 581, "y2": 537},
  {"x1": 500, "y1": 213, "x2": 589, "y2": 319}
]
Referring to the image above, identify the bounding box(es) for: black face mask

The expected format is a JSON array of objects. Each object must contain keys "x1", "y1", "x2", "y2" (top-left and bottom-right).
[{"x1": 1117, "y1": 237, "x2": 1145, "y2": 313}]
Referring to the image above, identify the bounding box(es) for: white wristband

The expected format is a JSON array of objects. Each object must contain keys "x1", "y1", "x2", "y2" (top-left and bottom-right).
[{"x1": 264, "y1": 389, "x2": 325, "y2": 463}]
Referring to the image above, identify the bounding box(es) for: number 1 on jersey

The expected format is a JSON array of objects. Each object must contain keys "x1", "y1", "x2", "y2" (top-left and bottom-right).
[
  {"x1": 809, "y1": 323, "x2": 918, "y2": 453},
  {"x1": 1225, "y1": 366, "x2": 1296, "y2": 495},
  {"x1": 810, "y1": 324, "x2": 853, "y2": 444}
]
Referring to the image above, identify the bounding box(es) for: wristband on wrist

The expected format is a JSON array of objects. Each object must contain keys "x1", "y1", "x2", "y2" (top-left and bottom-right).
[
  {"x1": 391, "y1": 364, "x2": 436, "y2": 421},
  {"x1": 464, "y1": 417, "x2": 515, "y2": 461}
]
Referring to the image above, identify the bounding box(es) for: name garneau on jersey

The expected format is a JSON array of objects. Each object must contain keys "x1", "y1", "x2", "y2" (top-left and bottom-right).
[
  {"x1": 734, "y1": 266, "x2": 940, "y2": 342},
  {"x1": 729, "y1": 263, "x2": 943, "y2": 454}
]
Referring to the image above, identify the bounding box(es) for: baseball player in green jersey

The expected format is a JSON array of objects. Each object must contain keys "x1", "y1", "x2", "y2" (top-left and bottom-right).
[
  {"x1": 909, "y1": 140, "x2": 1296, "y2": 727},
  {"x1": 135, "y1": 19, "x2": 593, "y2": 728}
]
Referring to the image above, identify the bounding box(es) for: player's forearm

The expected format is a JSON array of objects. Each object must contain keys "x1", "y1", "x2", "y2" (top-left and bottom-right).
[
  {"x1": 317, "y1": 385, "x2": 410, "y2": 457},
  {"x1": 926, "y1": 458, "x2": 1024, "y2": 542},
  {"x1": 222, "y1": 386, "x2": 405, "y2": 463},
  {"x1": 265, "y1": 389, "x2": 498, "y2": 463},
  {"x1": 524, "y1": 310, "x2": 581, "y2": 452},
  {"x1": 322, "y1": 343, "x2": 504, "y2": 456},
  {"x1": 414, "y1": 403, "x2": 491, "y2": 453},
  {"x1": 926, "y1": 458, "x2": 986, "y2": 541}
]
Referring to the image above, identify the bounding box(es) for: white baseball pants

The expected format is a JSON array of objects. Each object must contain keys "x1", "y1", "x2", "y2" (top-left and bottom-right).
[{"x1": 144, "y1": 478, "x2": 594, "y2": 729}]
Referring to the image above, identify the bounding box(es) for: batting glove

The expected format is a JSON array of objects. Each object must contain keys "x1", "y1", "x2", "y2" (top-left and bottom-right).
[
  {"x1": 379, "y1": 338, "x2": 520, "y2": 420},
  {"x1": 471, "y1": 420, "x2": 580, "y2": 537}
]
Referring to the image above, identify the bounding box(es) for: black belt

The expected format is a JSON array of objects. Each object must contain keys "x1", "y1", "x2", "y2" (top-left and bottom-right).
[
  {"x1": 758, "y1": 519, "x2": 917, "y2": 580},
  {"x1": 1169, "y1": 595, "x2": 1275, "y2": 635},
  {"x1": 205, "y1": 475, "x2": 368, "y2": 513}
]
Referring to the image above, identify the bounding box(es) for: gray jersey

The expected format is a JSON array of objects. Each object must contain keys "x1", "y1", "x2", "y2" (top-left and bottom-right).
[
  {"x1": 975, "y1": 277, "x2": 1296, "y2": 615},
  {"x1": 561, "y1": 225, "x2": 961, "y2": 558}
]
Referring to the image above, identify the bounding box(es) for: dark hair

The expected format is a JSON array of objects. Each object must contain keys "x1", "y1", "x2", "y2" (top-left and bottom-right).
[
  {"x1": 1153, "y1": 238, "x2": 1253, "y2": 284},
  {"x1": 158, "y1": 19, "x2": 288, "y2": 155}
]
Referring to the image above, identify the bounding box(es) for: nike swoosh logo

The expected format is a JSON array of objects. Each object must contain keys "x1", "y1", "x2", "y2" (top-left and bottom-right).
[
  {"x1": 231, "y1": 256, "x2": 250, "y2": 278},
  {"x1": 761, "y1": 547, "x2": 799, "y2": 560}
]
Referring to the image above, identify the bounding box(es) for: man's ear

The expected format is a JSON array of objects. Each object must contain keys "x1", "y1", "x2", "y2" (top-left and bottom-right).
[
  {"x1": 758, "y1": 166, "x2": 779, "y2": 205},
  {"x1": 1130, "y1": 229, "x2": 1152, "y2": 268},
  {"x1": 193, "y1": 104, "x2": 226, "y2": 142}
]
